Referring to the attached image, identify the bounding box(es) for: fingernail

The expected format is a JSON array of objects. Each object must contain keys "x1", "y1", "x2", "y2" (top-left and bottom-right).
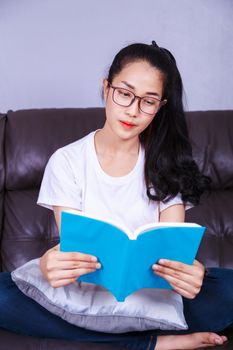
[
  {"x1": 96, "y1": 263, "x2": 101, "y2": 269},
  {"x1": 159, "y1": 259, "x2": 167, "y2": 264},
  {"x1": 91, "y1": 256, "x2": 97, "y2": 262},
  {"x1": 214, "y1": 338, "x2": 222, "y2": 345},
  {"x1": 152, "y1": 264, "x2": 159, "y2": 270}
]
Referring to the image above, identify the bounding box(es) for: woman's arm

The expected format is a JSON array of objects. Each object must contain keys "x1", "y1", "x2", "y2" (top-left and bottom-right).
[
  {"x1": 39, "y1": 206, "x2": 101, "y2": 287},
  {"x1": 53, "y1": 205, "x2": 81, "y2": 233},
  {"x1": 159, "y1": 204, "x2": 185, "y2": 222},
  {"x1": 153, "y1": 203, "x2": 205, "y2": 299}
]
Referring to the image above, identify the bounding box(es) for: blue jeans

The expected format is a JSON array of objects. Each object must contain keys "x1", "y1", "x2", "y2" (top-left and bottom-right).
[{"x1": 0, "y1": 268, "x2": 233, "y2": 350}]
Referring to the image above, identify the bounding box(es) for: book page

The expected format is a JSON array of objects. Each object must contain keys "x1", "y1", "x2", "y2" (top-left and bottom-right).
[{"x1": 133, "y1": 222, "x2": 201, "y2": 239}]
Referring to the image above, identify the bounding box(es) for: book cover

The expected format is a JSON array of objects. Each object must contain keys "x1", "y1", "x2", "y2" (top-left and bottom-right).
[{"x1": 60, "y1": 211, "x2": 205, "y2": 301}]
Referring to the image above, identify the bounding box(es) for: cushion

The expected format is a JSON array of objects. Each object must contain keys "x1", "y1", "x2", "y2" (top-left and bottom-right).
[{"x1": 11, "y1": 258, "x2": 188, "y2": 333}]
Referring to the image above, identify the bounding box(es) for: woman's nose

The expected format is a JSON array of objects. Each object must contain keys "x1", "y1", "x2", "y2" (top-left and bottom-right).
[{"x1": 125, "y1": 98, "x2": 140, "y2": 117}]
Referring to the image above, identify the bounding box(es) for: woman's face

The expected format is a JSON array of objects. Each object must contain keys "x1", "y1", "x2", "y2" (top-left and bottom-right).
[{"x1": 103, "y1": 60, "x2": 164, "y2": 141}]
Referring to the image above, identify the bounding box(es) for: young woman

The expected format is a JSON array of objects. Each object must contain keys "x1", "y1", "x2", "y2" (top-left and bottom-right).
[{"x1": 0, "y1": 41, "x2": 233, "y2": 350}]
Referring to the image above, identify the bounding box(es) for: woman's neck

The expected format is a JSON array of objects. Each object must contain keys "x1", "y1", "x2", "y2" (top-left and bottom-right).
[{"x1": 95, "y1": 124, "x2": 140, "y2": 156}]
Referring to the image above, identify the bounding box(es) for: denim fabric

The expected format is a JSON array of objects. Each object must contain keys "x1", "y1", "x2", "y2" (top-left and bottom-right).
[
  {"x1": 183, "y1": 267, "x2": 233, "y2": 333},
  {"x1": 0, "y1": 268, "x2": 233, "y2": 350}
]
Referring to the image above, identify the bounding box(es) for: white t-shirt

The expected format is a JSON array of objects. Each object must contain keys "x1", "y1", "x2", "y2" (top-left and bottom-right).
[{"x1": 37, "y1": 130, "x2": 187, "y2": 232}]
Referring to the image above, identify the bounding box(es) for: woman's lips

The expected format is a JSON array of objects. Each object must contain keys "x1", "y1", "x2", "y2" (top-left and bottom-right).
[{"x1": 119, "y1": 121, "x2": 136, "y2": 129}]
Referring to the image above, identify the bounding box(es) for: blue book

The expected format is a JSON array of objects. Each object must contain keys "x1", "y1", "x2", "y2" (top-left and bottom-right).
[{"x1": 60, "y1": 211, "x2": 205, "y2": 302}]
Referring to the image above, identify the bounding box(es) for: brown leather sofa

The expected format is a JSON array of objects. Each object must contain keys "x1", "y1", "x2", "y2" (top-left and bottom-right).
[{"x1": 0, "y1": 108, "x2": 232, "y2": 349}]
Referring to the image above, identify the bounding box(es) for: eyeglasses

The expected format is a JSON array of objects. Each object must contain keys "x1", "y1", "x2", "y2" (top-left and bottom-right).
[{"x1": 108, "y1": 83, "x2": 167, "y2": 115}]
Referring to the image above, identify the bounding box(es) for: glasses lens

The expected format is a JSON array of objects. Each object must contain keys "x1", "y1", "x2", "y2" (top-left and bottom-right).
[
  {"x1": 113, "y1": 88, "x2": 134, "y2": 106},
  {"x1": 140, "y1": 97, "x2": 161, "y2": 115}
]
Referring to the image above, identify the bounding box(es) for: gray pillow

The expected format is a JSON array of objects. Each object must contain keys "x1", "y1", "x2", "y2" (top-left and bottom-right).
[{"x1": 11, "y1": 258, "x2": 188, "y2": 333}]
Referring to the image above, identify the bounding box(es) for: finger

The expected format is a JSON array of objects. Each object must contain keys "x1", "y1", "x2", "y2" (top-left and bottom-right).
[
  {"x1": 171, "y1": 284, "x2": 198, "y2": 299},
  {"x1": 56, "y1": 251, "x2": 98, "y2": 262},
  {"x1": 47, "y1": 260, "x2": 101, "y2": 271},
  {"x1": 153, "y1": 264, "x2": 186, "y2": 278},
  {"x1": 49, "y1": 267, "x2": 97, "y2": 281},
  {"x1": 157, "y1": 259, "x2": 196, "y2": 274},
  {"x1": 166, "y1": 258, "x2": 205, "y2": 274},
  {"x1": 154, "y1": 270, "x2": 201, "y2": 296},
  {"x1": 48, "y1": 264, "x2": 100, "y2": 280},
  {"x1": 50, "y1": 278, "x2": 77, "y2": 288},
  {"x1": 157, "y1": 259, "x2": 205, "y2": 280},
  {"x1": 53, "y1": 243, "x2": 60, "y2": 250},
  {"x1": 152, "y1": 264, "x2": 202, "y2": 288}
]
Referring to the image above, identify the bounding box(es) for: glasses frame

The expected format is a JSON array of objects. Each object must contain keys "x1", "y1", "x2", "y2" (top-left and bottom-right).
[{"x1": 108, "y1": 83, "x2": 167, "y2": 115}]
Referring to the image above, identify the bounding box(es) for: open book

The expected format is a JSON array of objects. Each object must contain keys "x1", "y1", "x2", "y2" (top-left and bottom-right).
[{"x1": 60, "y1": 211, "x2": 205, "y2": 301}]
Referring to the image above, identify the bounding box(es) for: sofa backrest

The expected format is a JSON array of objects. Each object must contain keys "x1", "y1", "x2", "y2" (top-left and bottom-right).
[
  {"x1": 1, "y1": 108, "x2": 105, "y2": 271},
  {"x1": 185, "y1": 111, "x2": 233, "y2": 268},
  {"x1": 0, "y1": 108, "x2": 233, "y2": 271}
]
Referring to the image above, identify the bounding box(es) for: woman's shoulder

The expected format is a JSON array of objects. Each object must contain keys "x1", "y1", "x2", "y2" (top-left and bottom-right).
[{"x1": 53, "y1": 130, "x2": 95, "y2": 160}]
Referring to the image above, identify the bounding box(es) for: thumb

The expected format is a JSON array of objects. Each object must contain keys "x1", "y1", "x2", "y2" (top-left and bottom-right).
[{"x1": 53, "y1": 243, "x2": 60, "y2": 251}]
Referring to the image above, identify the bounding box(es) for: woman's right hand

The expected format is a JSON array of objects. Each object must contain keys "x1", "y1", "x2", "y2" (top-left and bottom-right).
[{"x1": 39, "y1": 244, "x2": 101, "y2": 288}]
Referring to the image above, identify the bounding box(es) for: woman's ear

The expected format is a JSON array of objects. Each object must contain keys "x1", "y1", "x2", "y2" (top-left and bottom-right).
[{"x1": 103, "y1": 79, "x2": 110, "y2": 102}]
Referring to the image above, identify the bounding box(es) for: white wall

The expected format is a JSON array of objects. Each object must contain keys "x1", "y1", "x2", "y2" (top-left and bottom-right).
[{"x1": 0, "y1": 0, "x2": 232, "y2": 112}]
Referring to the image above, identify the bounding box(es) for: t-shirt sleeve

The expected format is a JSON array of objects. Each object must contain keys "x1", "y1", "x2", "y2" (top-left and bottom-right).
[
  {"x1": 159, "y1": 193, "x2": 193, "y2": 213},
  {"x1": 37, "y1": 149, "x2": 82, "y2": 211}
]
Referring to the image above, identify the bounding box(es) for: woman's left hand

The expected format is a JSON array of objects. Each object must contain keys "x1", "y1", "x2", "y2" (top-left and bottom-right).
[{"x1": 152, "y1": 259, "x2": 205, "y2": 299}]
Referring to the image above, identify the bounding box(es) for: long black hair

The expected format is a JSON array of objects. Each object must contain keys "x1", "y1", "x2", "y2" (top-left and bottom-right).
[{"x1": 106, "y1": 41, "x2": 211, "y2": 206}]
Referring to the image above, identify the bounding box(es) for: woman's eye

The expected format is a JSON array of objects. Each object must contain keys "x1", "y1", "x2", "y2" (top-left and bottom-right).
[
  {"x1": 118, "y1": 89, "x2": 130, "y2": 97},
  {"x1": 144, "y1": 99, "x2": 156, "y2": 105}
]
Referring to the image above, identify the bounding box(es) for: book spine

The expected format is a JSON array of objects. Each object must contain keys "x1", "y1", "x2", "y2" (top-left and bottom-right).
[{"x1": 119, "y1": 240, "x2": 135, "y2": 301}]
